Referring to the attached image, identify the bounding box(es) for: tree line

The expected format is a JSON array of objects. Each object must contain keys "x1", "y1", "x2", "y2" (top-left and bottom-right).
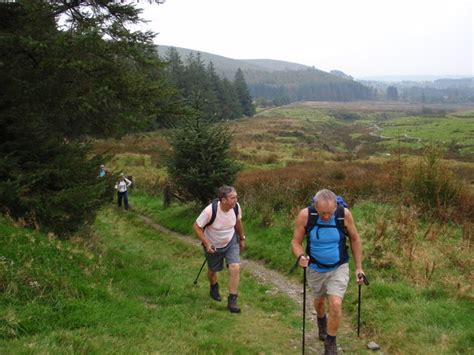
[
  {"x1": 246, "y1": 68, "x2": 376, "y2": 105},
  {"x1": 160, "y1": 47, "x2": 255, "y2": 126}
]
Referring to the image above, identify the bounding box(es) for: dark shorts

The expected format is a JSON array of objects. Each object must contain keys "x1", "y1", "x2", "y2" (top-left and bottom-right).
[{"x1": 205, "y1": 234, "x2": 240, "y2": 272}]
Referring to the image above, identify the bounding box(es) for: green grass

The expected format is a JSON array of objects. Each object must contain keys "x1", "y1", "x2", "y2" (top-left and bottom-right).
[
  {"x1": 343, "y1": 279, "x2": 474, "y2": 354},
  {"x1": 378, "y1": 113, "x2": 474, "y2": 156},
  {"x1": 0, "y1": 211, "x2": 302, "y2": 353}
]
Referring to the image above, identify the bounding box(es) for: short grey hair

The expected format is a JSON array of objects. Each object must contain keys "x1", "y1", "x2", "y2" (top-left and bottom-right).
[
  {"x1": 218, "y1": 185, "x2": 236, "y2": 201},
  {"x1": 313, "y1": 189, "x2": 337, "y2": 206}
]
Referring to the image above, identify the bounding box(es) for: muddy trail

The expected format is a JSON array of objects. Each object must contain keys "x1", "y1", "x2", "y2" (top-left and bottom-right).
[{"x1": 137, "y1": 214, "x2": 375, "y2": 354}]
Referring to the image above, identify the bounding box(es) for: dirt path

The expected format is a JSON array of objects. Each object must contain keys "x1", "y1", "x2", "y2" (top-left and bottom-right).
[{"x1": 137, "y1": 214, "x2": 366, "y2": 354}]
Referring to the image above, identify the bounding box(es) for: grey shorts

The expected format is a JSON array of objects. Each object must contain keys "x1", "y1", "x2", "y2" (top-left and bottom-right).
[
  {"x1": 307, "y1": 263, "x2": 350, "y2": 299},
  {"x1": 205, "y1": 234, "x2": 240, "y2": 272}
]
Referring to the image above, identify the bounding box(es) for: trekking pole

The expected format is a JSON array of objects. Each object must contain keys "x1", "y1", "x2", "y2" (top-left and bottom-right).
[
  {"x1": 357, "y1": 273, "x2": 369, "y2": 337},
  {"x1": 193, "y1": 257, "x2": 207, "y2": 285},
  {"x1": 288, "y1": 255, "x2": 306, "y2": 354},
  {"x1": 193, "y1": 245, "x2": 215, "y2": 284},
  {"x1": 302, "y1": 266, "x2": 307, "y2": 355}
]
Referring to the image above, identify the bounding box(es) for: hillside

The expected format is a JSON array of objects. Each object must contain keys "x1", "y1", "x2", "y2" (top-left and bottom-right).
[
  {"x1": 156, "y1": 44, "x2": 374, "y2": 102},
  {"x1": 156, "y1": 44, "x2": 310, "y2": 78}
]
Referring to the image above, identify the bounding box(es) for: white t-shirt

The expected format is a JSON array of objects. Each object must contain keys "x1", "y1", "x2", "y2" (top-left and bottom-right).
[
  {"x1": 116, "y1": 178, "x2": 131, "y2": 193},
  {"x1": 196, "y1": 201, "x2": 242, "y2": 248}
]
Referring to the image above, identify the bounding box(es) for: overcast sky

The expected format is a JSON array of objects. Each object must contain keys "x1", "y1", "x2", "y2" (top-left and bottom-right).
[{"x1": 136, "y1": 0, "x2": 473, "y2": 78}]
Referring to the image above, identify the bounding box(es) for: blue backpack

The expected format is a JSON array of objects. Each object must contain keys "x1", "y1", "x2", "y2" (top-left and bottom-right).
[{"x1": 305, "y1": 196, "x2": 349, "y2": 269}]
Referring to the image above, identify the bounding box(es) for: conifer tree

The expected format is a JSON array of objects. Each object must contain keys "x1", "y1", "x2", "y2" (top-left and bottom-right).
[
  {"x1": 220, "y1": 78, "x2": 243, "y2": 120},
  {"x1": 166, "y1": 114, "x2": 240, "y2": 206},
  {"x1": 234, "y1": 68, "x2": 256, "y2": 116}
]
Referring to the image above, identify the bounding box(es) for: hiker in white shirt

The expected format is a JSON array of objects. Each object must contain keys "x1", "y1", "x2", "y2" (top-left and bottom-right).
[
  {"x1": 115, "y1": 173, "x2": 132, "y2": 210},
  {"x1": 193, "y1": 185, "x2": 246, "y2": 313}
]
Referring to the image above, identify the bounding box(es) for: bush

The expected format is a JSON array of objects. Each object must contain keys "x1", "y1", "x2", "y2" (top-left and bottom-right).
[{"x1": 406, "y1": 145, "x2": 464, "y2": 220}]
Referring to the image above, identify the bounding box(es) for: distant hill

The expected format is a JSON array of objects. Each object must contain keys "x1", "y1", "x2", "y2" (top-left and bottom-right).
[
  {"x1": 156, "y1": 45, "x2": 310, "y2": 78},
  {"x1": 330, "y1": 70, "x2": 353, "y2": 80},
  {"x1": 358, "y1": 74, "x2": 473, "y2": 82},
  {"x1": 156, "y1": 45, "x2": 374, "y2": 102},
  {"x1": 239, "y1": 58, "x2": 309, "y2": 72}
]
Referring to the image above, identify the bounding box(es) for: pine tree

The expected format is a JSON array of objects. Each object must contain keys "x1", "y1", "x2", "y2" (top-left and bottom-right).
[
  {"x1": 234, "y1": 68, "x2": 256, "y2": 117},
  {"x1": 166, "y1": 114, "x2": 240, "y2": 206},
  {"x1": 220, "y1": 78, "x2": 243, "y2": 120}
]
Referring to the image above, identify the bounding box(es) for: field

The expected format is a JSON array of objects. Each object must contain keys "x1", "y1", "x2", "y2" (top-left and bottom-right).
[{"x1": 234, "y1": 102, "x2": 474, "y2": 167}]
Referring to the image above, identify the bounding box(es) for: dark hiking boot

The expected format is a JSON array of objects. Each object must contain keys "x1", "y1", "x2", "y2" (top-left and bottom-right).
[
  {"x1": 324, "y1": 337, "x2": 337, "y2": 355},
  {"x1": 227, "y1": 294, "x2": 241, "y2": 313},
  {"x1": 210, "y1": 283, "x2": 221, "y2": 301},
  {"x1": 317, "y1": 315, "x2": 327, "y2": 341}
]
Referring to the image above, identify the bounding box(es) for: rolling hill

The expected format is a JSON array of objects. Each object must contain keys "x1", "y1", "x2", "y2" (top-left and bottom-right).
[
  {"x1": 156, "y1": 44, "x2": 311, "y2": 78},
  {"x1": 156, "y1": 44, "x2": 374, "y2": 102}
]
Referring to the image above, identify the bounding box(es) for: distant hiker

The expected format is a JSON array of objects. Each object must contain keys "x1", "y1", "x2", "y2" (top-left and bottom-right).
[
  {"x1": 291, "y1": 189, "x2": 365, "y2": 355},
  {"x1": 98, "y1": 164, "x2": 110, "y2": 177},
  {"x1": 115, "y1": 173, "x2": 132, "y2": 210},
  {"x1": 193, "y1": 185, "x2": 246, "y2": 313}
]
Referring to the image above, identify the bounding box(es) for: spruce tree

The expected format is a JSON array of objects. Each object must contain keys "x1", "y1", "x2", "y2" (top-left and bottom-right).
[
  {"x1": 166, "y1": 114, "x2": 240, "y2": 206},
  {"x1": 234, "y1": 68, "x2": 256, "y2": 117}
]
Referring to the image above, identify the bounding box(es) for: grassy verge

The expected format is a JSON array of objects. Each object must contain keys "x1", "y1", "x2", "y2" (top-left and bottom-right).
[{"x1": 0, "y1": 210, "x2": 302, "y2": 353}]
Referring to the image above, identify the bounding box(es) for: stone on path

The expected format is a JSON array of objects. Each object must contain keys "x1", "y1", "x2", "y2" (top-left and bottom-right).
[{"x1": 367, "y1": 341, "x2": 381, "y2": 350}]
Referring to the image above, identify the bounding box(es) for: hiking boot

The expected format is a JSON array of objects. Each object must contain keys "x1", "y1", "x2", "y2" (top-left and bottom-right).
[
  {"x1": 324, "y1": 337, "x2": 337, "y2": 355},
  {"x1": 317, "y1": 315, "x2": 327, "y2": 341},
  {"x1": 210, "y1": 283, "x2": 221, "y2": 301},
  {"x1": 227, "y1": 294, "x2": 241, "y2": 313}
]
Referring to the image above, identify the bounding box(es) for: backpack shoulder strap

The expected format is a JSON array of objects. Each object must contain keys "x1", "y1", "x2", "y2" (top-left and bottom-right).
[
  {"x1": 335, "y1": 204, "x2": 347, "y2": 235},
  {"x1": 203, "y1": 199, "x2": 219, "y2": 230},
  {"x1": 233, "y1": 202, "x2": 239, "y2": 219},
  {"x1": 305, "y1": 205, "x2": 318, "y2": 236}
]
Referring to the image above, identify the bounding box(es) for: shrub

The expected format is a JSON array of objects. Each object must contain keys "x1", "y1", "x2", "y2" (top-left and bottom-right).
[{"x1": 406, "y1": 145, "x2": 464, "y2": 220}]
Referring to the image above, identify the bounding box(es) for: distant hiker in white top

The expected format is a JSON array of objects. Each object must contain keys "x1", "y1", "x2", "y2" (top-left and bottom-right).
[
  {"x1": 115, "y1": 173, "x2": 132, "y2": 210},
  {"x1": 193, "y1": 185, "x2": 246, "y2": 313}
]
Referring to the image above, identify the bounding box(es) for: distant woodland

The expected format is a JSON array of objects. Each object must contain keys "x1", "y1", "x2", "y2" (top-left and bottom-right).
[{"x1": 157, "y1": 45, "x2": 474, "y2": 106}]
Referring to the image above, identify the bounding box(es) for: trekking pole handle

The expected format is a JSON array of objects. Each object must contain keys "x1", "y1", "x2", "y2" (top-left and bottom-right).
[
  {"x1": 357, "y1": 273, "x2": 369, "y2": 285},
  {"x1": 289, "y1": 254, "x2": 307, "y2": 274}
]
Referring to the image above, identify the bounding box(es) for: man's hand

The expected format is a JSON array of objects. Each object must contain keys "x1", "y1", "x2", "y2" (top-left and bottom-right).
[
  {"x1": 239, "y1": 239, "x2": 245, "y2": 252},
  {"x1": 205, "y1": 244, "x2": 216, "y2": 254},
  {"x1": 356, "y1": 271, "x2": 369, "y2": 285},
  {"x1": 298, "y1": 255, "x2": 309, "y2": 268}
]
